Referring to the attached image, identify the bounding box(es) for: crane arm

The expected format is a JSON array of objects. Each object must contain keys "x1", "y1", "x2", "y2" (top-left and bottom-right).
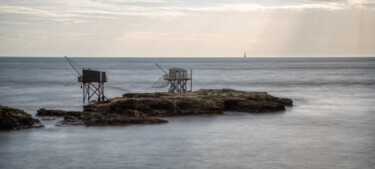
[
  {"x1": 156, "y1": 63, "x2": 168, "y2": 74},
  {"x1": 64, "y1": 56, "x2": 81, "y2": 76}
]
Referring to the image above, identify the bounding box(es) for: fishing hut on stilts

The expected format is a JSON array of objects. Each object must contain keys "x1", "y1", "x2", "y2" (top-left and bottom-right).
[
  {"x1": 152, "y1": 64, "x2": 193, "y2": 93},
  {"x1": 64, "y1": 56, "x2": 108, "y2": 104}
]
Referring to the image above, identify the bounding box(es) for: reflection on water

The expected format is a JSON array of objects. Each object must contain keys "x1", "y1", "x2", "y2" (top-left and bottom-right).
[{"x1": 0, "y1": 57, "x2": 375, "y2": 169}]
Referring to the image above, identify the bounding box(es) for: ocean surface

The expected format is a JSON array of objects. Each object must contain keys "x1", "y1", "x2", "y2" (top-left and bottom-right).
[{"x1": 0, "y1": 57, "x2": 374, "y2": 169}]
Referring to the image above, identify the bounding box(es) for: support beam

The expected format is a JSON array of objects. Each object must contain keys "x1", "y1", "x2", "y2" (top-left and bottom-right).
[{"x1": 82, "y1": 82, "x2": 107, "y2": 104}]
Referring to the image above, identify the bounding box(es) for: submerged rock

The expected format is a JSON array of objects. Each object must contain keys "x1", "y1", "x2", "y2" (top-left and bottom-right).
[
  {"x1": 38, "y1": 89, "x2": 292, "y2": 126},
  {"x1": 40, "y1": 117, "x2": 57, "y2": 121},
  {"x1": 0, "y1": 105, "x2": 43, "y2": 130}
]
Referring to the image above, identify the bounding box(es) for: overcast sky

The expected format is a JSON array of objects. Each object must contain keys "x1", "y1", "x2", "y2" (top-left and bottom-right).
[{"x1": 0, "y1": 0, "x2": 374, "y2": 57}]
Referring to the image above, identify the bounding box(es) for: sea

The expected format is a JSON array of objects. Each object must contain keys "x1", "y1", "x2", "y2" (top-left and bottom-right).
[{"x1": 0, "y1": 57, "x2": 374, "y2": 169}]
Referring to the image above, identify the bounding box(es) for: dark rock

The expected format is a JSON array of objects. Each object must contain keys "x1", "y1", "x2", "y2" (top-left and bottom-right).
[
  {"x1": 37, "y1": 109, "x2": 168, "y2": 126},
  {"x1": 0, "y1": 105, "x2": 43, "y2": 130},
  {"x1": 37, "y1": 108, "x2": 82, "y2": 116},
  {"x1": 223, "y1": 98, "x2": 285, "y2": 112},
  {"x1": 38, "y1": 89, "x2": 292, "y2": 127},
  {"x1": 87, "y1": 89, "x2": 293, "y2": 116},
  {"x1": 82, "y1": 112, "x2": 167, "y2": 126}
]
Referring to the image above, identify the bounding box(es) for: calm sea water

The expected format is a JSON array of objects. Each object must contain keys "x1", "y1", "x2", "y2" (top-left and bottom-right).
[{"x1": 0, "y1": 57, "x2": 375, "y2": 169}]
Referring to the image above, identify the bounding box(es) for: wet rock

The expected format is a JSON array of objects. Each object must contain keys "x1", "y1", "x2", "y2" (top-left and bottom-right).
[
  {"x1": 87, "y1": 89, "x2": 293, "y2": 116},
  {"x1": 82, "y1": 112, "x2": 167, "y2": 126},
  {"x1": 37, "y1": 108, "x2": 82, "y2": 116},
  {"x1": 37, "y1": 109, "x2": 168, "y2": 126},
  {"x1": 38, "y1": 89, "x2": 292, "y2": 127},
  {"x1": 0, "y1": 105, "x2": 43, "y2": 130},
  {"x1": 223, "y1": 98, "x2": 285, "y2": 112}
]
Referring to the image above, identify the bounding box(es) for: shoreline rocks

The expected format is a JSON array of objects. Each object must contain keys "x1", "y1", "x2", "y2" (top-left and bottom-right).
[
  {"x1": 0, "y1": 105, "x2": 43, "y2": 130},
  {"x1": 37, "y1": 109, "x2": 168, "y2": 126},
  {"x1": 37, "y1": 89, "x2": 292, "y2": 126},
  {"x1": 87, "y1": 89, "x2": 293, "y2": 116}
]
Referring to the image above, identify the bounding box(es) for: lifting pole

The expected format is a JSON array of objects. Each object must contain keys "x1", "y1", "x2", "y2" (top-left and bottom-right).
[{"x1": 64, "y1": 56, "x2": 81, "y2": 76}]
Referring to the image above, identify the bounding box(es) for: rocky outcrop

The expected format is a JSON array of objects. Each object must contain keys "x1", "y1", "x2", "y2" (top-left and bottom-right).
[
  {"x1": 37, "y1": 108, "x2": 81, "y2": 116},
  {"x1": 86, "y1": 89, "x2": 293, "y2": 116},
  {"x1": 37, "y1": 89, "x2": 292, "y2": 126},
  {"x1": 37, "y1": 109, "x2": 167, "y2": 126},
  {"x1": 0, "y1": 105, "x2": 42, "y2": 130}
]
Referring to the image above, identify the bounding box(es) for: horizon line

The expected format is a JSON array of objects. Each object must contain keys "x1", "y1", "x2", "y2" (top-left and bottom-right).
[{"x1": 1, "y1": 55, "x2": 375, "y2": 58}]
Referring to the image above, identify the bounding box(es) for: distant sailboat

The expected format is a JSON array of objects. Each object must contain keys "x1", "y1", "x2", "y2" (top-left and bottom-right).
[{"x1": 244, "y1": 52, "x2": 247, "y2": 58}]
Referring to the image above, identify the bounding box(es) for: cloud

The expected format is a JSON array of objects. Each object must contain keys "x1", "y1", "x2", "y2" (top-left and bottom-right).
[
  {"x1": 1, "y1": 0, "x2": 374, "y2": 57},
  {"x1": 0, "y1": 0, "x2": 373, "y2": 25},
  {"x1": 304, "y1": 0, "x2": 375, "y2": 9},
  {"x1": 117, "y1": 31, "x2": 222, "y2": 42},
  {"x1": 92, "y1": 0, "x2": 169, "y2": 3},
  {"x1": 0, "y1": 5, "x2": 86, "y2": 23},
  {"x1": 305, "y1": 0, "x2": 347, "y2": 2}
]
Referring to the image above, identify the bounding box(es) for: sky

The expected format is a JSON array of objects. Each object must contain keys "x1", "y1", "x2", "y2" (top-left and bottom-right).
[{"x1": 0, "y1": 0, "x2": 374, "y2": 57}]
